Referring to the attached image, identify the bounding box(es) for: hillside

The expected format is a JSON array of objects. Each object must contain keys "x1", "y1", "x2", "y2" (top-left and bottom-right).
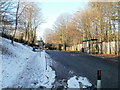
[{"x1": 0, "y1": 37, "x2": 55, "y2": 89}]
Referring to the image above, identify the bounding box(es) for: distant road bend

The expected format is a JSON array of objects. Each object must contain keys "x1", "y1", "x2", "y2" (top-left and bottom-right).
[{"x1": 46, "y1": 50, "x2": 119, "y2": 88}]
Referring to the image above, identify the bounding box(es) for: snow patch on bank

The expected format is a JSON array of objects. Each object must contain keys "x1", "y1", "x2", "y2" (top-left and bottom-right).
[
  {"x1": 28, "y1": 50, "x2": 56, "y2": 88},
  {"x1": 0, "y1": 37, "x2": 56, "y2": 89}
]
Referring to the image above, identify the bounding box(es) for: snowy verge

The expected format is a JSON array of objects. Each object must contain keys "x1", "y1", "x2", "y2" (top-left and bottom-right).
[
  {"x1": 0, "y1": 37, "x2": 56, "y2": 89},
  {"x1": 0, "y1": 37, "x2": 93, "y2": 89}
]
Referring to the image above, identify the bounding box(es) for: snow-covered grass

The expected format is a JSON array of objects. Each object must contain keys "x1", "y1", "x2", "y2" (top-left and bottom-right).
[
  {"x1": 1, "y1": 38, "x2": 33, "y2": 88},
  {"x1": 0, "y1": 37, "x2": 56, "y2": 89}
]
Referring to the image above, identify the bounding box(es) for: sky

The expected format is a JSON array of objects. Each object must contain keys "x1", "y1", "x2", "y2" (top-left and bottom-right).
[{"x1": 36, "y1": 1, "x2": 89, "y2": 40}]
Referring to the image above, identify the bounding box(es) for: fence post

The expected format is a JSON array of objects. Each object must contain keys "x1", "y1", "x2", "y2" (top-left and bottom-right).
[{"x1": 97, "y1": 70, "x2": 102, "y2": 89}]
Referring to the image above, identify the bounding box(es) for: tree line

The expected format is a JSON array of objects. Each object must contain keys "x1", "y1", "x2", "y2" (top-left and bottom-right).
[
  {"x1": 0, "y1": 0, "x2": 43, "y2": 45},
  {"x1": 45, "y1": 2, "x2": 119, "y2": 54}
]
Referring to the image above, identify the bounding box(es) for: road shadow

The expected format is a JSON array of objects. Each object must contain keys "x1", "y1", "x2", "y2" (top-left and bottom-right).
[{"x1": 106, "y1": 56, "x2": 119, "y2": 61}]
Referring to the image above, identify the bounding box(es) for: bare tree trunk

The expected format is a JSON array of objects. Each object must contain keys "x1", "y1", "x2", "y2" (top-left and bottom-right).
[
  {"x1": 32, "y1": 28, "x2": 36, "y2": 46},
  {"x1": 25, "y1": 28, "x2": 27, "y2": 43},
  {"x1": 11, "y1": 1, "x2": 20, "y2": 44},
  {"x1": 27, "y1": 21, "x2": 31, "y2": 45},
  {"x1": 27, "y1": 30, "x2": 29, "y2": 45},
  {"x1": 109, "y1": 22, "x2": 112, "y2": 54}
]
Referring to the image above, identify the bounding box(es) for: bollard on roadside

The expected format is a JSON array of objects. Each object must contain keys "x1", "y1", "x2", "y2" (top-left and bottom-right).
[{"x1": 97, "y1": 70, "x2": 102, "y2": 89}]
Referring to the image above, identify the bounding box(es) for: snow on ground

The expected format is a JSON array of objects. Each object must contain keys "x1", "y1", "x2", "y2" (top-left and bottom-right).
[
  {"x1": 0, "y1": 37, "x2": 55, "y2": 89},
  {"x1": 0, "y1": 37, "x2": 93, "y2": 89},
  {"x1": 67, "y1": 76, "x2": 92, "y2": 88}
]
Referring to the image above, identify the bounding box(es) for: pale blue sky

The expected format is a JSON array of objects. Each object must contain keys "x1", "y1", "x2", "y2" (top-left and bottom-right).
[
  {"x1": 41, "y1": 2, "x2": 88, "y2": 19},
  {"x1": 36, "y1": 1, "x2": 88, "y2": 40}
]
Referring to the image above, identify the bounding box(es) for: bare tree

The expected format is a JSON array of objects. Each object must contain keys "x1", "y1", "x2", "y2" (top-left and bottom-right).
[
  {"x1": 11, "y1": 1, "x2": 20, "y2": 44},
  {"x1": 0, "y1": 0, "x2": 14, "y2": 35},
  {"x1": 20, "y1": 2, "x2": 43, "y2": 45}
]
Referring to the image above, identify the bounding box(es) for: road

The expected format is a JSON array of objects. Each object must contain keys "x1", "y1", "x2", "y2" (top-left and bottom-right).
[{"x1": 46, "y1": 50, "x2": 119, "y2": 88}]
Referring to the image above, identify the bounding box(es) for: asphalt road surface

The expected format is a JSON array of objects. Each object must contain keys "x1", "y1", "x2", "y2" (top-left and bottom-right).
[{"x1": 46, "y1": 50, "x2": 119, "y2": 88}]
